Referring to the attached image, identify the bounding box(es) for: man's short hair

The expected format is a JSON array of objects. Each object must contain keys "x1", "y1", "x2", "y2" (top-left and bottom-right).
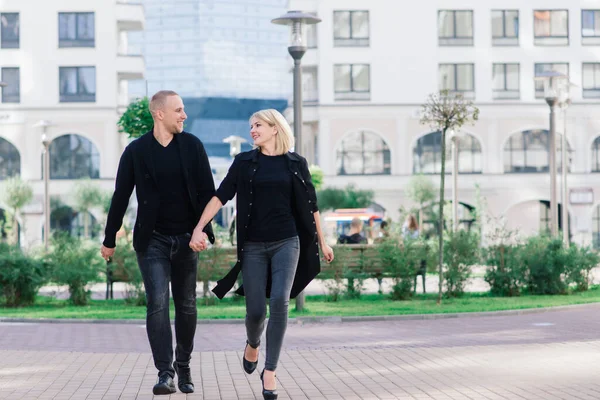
[
  {"x1": 149, "y1": 90, "x2": 179, "y2": 114},
  {"x1": 351, "y1": 218, "x2": 362, "y2": 229}
]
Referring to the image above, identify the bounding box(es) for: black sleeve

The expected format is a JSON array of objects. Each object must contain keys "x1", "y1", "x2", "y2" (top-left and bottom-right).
[
  {"x1": 300, "y1": 156, "x2": 319, "y2": 212},
  {"x1": 196, "y1": 140, "x2": 216, "y2": 211},
  {"x1": 103, "y1": 146, "x2": 135, "y2": 248},
  {"x1": 215, "y1": 156, "x2": 240, "y2": 206}
]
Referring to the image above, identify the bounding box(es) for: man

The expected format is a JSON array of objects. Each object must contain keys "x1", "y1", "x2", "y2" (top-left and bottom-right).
[
  {"x1": 101, "y1": 90, "x2": 215, "y2": 395},
  {"x1": 338, "y1": 217, "x2": 367, "y2": 244}
]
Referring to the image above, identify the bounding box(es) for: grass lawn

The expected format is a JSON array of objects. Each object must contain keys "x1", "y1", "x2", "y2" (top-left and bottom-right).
[{"x1": 0, "y1": 286, "x2": 600, "y2": 320}]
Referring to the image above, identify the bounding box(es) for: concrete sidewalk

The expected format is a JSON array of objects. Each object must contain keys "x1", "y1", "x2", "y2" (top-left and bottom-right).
[{"x1": 1, "y1": 304, "x2": 600, "y2": 399}]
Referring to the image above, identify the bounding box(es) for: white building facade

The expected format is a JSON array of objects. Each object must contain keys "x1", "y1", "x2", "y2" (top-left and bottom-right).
[
  {"x1": 0, "y1": 0, "x2": 144, "y2": 246},
  {"x1": 290, "y1": 0, "x2": 600, "y2": 246}
]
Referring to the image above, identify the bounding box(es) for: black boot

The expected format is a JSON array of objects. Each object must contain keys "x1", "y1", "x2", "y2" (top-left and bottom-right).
[
  {"x1": 153, "y1": 373, "x2": 176, "y2": 395},
  {"x1": 174, "y1": 362, "x2": 194, "y2": 394}
]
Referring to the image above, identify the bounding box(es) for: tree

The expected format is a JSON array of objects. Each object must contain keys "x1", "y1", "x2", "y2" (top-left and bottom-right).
[
  {"x1": 73, "y1": 180, "x2": 105, "y2": 238},
  {"x1": 117, "y1": 97, "x2": 153, "y2": 139},
  {"x1": 420, "y1": 90, "x2": 479, "y2": 304},
  {"x1": 308, "y1": 165, "x2": 324, "y2": 191},
  {"x1": 2, "y1": 177, "x2": 33, "y2": 244},
  {"x1": 317, "y1": 184, "x2": 374, "y2": 211},
  {"x1": 405, "y1": 174, "x2": 436, "y2": 228}
]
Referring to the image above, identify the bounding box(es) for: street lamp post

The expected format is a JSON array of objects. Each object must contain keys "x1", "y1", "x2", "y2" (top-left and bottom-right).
[
  {"x1": 535, "y1": 71, "x2": 567, "y2": 237},
  {"x1": 223, "y1": 135, "x2": 247, "y2": 158},
  {"x1": 272, "y1": 11, "x2": 321, "y2": 312},
  {"x1": 272, "y1": 11, "x2": 321, "y2": 156},
  {"x1": 449, "y1": 130, "x2": 461, "y2": 232},
  {"x1": 558, "y1": 86, "x2": 572, "y2": 247},
  {"x1": 33, "y1": 120, "x2": 55, "y2": 251}
]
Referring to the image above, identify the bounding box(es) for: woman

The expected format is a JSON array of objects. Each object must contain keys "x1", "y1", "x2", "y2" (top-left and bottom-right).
[
  {"x1": 189, "y1": 109, "x2": 334, "y2": 400},
  {"x1": 402, "y1": 214, "x2": 426, "y2": 293}
]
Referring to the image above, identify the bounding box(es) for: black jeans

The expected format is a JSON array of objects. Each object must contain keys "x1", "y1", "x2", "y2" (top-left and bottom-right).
[
  {"x1": 136, "y1": 231, "x2": 198, "y2": 377},
  {"x1": 242, "y1": 236, "x2": 300, "y2": 371}
]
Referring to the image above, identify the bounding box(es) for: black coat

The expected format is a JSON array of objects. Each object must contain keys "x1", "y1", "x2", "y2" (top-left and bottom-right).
[
  {"x1": 103, "y1": 131, "x2": 215, "y2": 251},
  {"x1": 211, "y1": 149, "x2": 320, "y2": 299}
]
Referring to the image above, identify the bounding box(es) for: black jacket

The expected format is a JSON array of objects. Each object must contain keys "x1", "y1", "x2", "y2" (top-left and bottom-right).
[
  {"x1": 211, "y1": 149, "x2": 320, "y2": 299},
  {"x1": 103, "y1": 131, "x2": 215, "y2": 251}
]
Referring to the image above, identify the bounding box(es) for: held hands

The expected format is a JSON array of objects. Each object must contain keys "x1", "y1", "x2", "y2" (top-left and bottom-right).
[
  {"x1": 100, "y1": 245, "x2": 115, "y2": 262},
  {"x1": 189, "y1": 228, "x2": 208, "y2": 252},
  {"x1": 321, "y1": 243, "x2": 334, "y2": 263}
]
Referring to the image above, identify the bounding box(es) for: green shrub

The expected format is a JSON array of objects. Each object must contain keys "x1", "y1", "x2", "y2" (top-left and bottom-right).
[
  {"x1": 522, "y1": 236, "x2": 566, "y2": 295},
  {"x1": 321, "y1": 246, "x2": 350, "y2": 301},
  {"x1": 378, "y1": 238, "x2": 420, "y2": 300},
  {"x1": 443, "y1": 230, "x2": 480, "y2": 298},
  {"x1": 46, "y1": 233, "x2": 104, "y2": 305},
  {"x1": 0, "y1": 243, "x2": 48, "y2": 306},
  {"x1": 483, "y1": 244, "x2": 525, "y2": 296},
  {"x1": 563, "y1": 245, "x2": 600, "y2": 292},
  {"x1": 109, "y1": 237, "x2": 145, "y2": 306}
]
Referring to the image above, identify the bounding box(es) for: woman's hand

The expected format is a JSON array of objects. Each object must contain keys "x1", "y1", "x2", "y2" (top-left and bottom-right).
[
  {"x1": 189, "y1": 228, "x2": 208, "y2": 252},
  {"x1": 321, "y1": 243, "x2": 334, "y2": 263}
]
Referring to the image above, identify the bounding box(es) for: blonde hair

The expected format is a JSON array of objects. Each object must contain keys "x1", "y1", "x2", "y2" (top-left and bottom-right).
[
  {"x1": 149, "y1": 90, "x2": 179, "y2": 116},
  {"x1": 249, "y1": 109, "x2": 295, "y2": 155}
]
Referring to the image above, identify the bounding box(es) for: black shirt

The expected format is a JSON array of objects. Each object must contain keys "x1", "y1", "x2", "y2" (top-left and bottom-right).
[
  {"x1": 152, "y1": 135, "x2": 196, "y2": 235},
  {"x1": 246, "y1": 153, "x2": 297, "y2": 242},
  {"x1": 338, "y1": 233, "x2": 367, "y2": 244}
]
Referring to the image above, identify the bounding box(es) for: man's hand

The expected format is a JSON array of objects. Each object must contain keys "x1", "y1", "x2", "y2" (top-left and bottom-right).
[
  {"x1": 321, "y1": 243, "x2": 334, "y2": 263},
  {"x1": 101, "y1": 245, "x2": 115, "y2": 262},
  {"x1": 189, "y1": 228, "x2": 208, "y2": 252}
]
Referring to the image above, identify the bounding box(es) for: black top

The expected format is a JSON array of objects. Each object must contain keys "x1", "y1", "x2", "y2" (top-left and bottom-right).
[
  {"x1": 246, "y1": 153, "x2": 297, "y2": 242},
  {"x1": 338, "y1": 233, "x2": 367, "y2": 244},
  {"x1": 103, "y1": 131, "x2": 215, "y2": 251},
  {"x1": 152, "y1": 135, "x2": 196, "y2": 235}
]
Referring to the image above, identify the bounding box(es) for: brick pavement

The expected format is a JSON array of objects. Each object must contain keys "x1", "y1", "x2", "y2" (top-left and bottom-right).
[{"x1": 1, "y1": 304, "x2": 600, "y2": 399}]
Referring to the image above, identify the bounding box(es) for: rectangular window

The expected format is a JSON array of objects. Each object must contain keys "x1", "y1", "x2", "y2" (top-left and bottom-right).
[
  {"x1": 303, "y1": 66, "x2": 318, "y2": 103},
  {"x1": 438, "y1": 10, "x2": 473, "y2": 46},
  {"x1": 583, "y1": 63, "x2": 600, "y2": 98},
  {"x1": 333, "y1": 10, "x2": 369, "y2": 47},
  {"x1": 492, "y1": 63, "x2": 520, "y2": 99},
  {"x1": 534, "y1": 63, "x2": 569, "y2": 98},
  {"x1": 334, "y1": 64, "x2": 370, "y2": 100},
  {"x1": 582, "y1": 10, "x2": 600, "y2": 45},
  {"x1": 59, "y1": 66, "x2": 96, "y2": 102},
  {"x1": 1, "y1": 13, "x2": 19, "y2": 49},
  {"x1": 491, "y1": 10, "x2": 519, "y2": 46},
  {"x1": 59, "y1": 12, "x2": 95, "y2": 47},
  {"x1": 438, "y1": 64, "x2": 475, "y2": 98},
  {"x1": 534, "y1": 10, "x2": 568, "y2": 45},
  {"x1": 1, "y1": 68, "x2": 20, "y2": 103}
]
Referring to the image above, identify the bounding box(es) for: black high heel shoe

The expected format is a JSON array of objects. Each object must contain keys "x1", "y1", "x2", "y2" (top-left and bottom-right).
[
  {"x1": 242, "y1": 341, "x2": 259, "y2": 374},
  {"x1": 260, "y1": 369, "x2": 278, "y2": 400}
]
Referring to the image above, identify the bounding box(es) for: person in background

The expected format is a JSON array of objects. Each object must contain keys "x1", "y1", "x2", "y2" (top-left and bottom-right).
[
  {"x1": 338, "y1": 217, "x2": 367, "y2": 244},
  {"x1": 402, "y1": 214, "x2": 426, "y2": 294}
]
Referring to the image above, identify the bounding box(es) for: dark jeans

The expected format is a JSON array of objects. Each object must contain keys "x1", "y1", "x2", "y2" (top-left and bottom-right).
[
  {"x1": 242, "y1": 236, "x2": 300, "y2": 371},
  {"x1": 136, "y1": 231, "x2": 198, "y2": 377}
]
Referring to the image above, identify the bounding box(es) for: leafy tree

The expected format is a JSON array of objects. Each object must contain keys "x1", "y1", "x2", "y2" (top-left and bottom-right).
[
  {"x1": 73, "y1": 180, "x2": 105, "y2": 238},
  {"x1": 308, "y1": 165, "x2": 324, "y2": 191},
  {"x1": 117, "y1": 97, "x2": 153, "y2": 139},
  {"x1": 405, "y1": 174, "x2": 436, "y2": 227},
  {"x1": 317, "y1": 184, "x2": 374, "y2": 211},
  {"x1": 420, "y1": 90, "x2": 479, "y2": 304},
  {"x1": 2, "y1": 177, "x2": 33, "y2": 244}
]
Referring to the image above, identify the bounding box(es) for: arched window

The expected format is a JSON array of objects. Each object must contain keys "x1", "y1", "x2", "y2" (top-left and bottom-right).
[
  {"x1": 51, "y1": 205, "x2": 99, "y2": 239},
  {"x1": 413, "y1": 131, "x2": 482, "y2": 174},
  {"x1": 0, "y1": 137, "x2": 20, "y2": 179},
  {"x1": 592, "y1": 136, "x2": 600, "y2": 172},
  {"x1": 503, "y1": 129, "x2": 571, "y2": 173},
  {"x1": 49, "y1": 134, "x2": 100, "y2": 179},
  {"x1": 336, "y1": 131, "x2": 391, "y2": 175}
]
